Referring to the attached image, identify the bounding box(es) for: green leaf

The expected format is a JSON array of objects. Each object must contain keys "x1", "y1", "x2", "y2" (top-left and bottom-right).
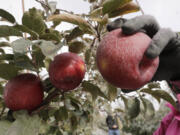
[
  {"x1": 102, "y1": 0, "x2": 131, "y2": 14},
  {"x1": 69, "y1": 96, "x2": 81, "y2": 106},
  {"x1": 114, "y1": 108, "x2": 124, "y2": 113},
  {"x1": 65, "y1": 98, "x2": 75, "y2": 111},
  {"x1": 71, "y1": 115, "x2": 78, "y2": 131},
  {"x1": 0, "y1": 42, "x2": 11, "y2": 47},
  {"x1": 100, "y1": 14, "x2": 109, "y2": 25},
  {"x1": 12, "y1": 38, "x2": 32, "y2": 53},
  {"x1": 0, "y1": 9, "x2": 16, "y2": 23},
  {"x1": 48, "y1": 1, "x2": 57, "y2": 13},
  {"x1": 65, "y1": 27, "x2": 84, "y2": 42},
  {"x1": 39, "y1": 109, "x2": 49, "y2": 121},
  {"x1": 5, "y1": 110, "x2": 43, "y2": 135},
  {"x1": 0, "y1": 63, "x2": 19, "y2": 80},
  {"x1": 85, "y1": 49, "x2": 91, "y2": 64},
  {"x1": 32, "y1": 46, "x2": 45, "y2": 68},
  {"x1": 0, "y1": 84, "x2": 3, "y2": 95},
  {"x1": 141, "y1": 88, "x2": 176, "y2": 107},
  {"x1": 42, "y1": 78, "x2": 54, "y2": 93},
  {"x1": 107, "y1": 83, "x2": 117, "y2": 101},
  {"x1": 140, "y1": 88, "x2": 161, "y2": 103},
  {"x1": 39, "y1": 33, "x2": 60, "y2": 42},
  {"x1": 14, "y1": 53, "x2": 36, "y2": 71},
  {"x1": 0, "y1": 54, "x2": 14, "y2": 61},
  {"x1": 54, "y1": 106, "x2": 68, "y2": 121},
  {"x1": 88, "y1": 0, "x2": 97, "y2": 3},
  {"x1": 47, "y1": 126, "x2": 63, "y2": 135},
  {"x1": 65, "y1": 94, "x2": 81, "y2": 111},
  {"x1": 22, "y1": 8, "x2": 46, "y2": 35},
  {"x1": 44, "y1": 58, "x2": 52, "y2": 71},
  {"x1": 108, "y1": 2, "x2": 140, "y2": 18},
  {"x1": 0, "y1": 99, "x2": 3, "y2": 108},
  {"x1": 121, "y1": 95, "x2": 128, "y2": 109},
  {"x1": 39, "y1": 40, "x2": 62, "y2": 58},
  {"x1": 147, "y1": 82, "x2": 161, "y2": 89},
  {"x1": 140, "y1": 97, "x2": 155, "y2": 118},
  {"x1": 127, "y1": 98, "x2": 140, "y2": 119},
  {"x1": 90, "y1": 7, "x2": 103, "y2": 18},
  {"x1": 153, "y1": 90, "x2": 176, "y2": 108},
  {"x1": 14, "y1": 25, "x2": 39, "y2": 39},
  {"x1": 69, "y1": 41, "x2": 86, "y2": 53},
  {"x1": 0, "y1": 25, "x2": 22, "y2": 37},
  {"x1": 48, "y1": 13, "x2": 93, "y2": 34},
  {"x1": 82, "y1": 81, "x2": 108, "y2": 100},
  {"x1": 0, "y1": 48, "x2": 5, "y2": 54}
]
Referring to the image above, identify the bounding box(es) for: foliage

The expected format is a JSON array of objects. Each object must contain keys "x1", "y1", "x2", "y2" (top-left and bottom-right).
[
  {"x1": 122, "y1": 101, "x2": 170, "y2": 135},
  {"x1": 0, "y1": 0, "x2": 176, "y2": 134}
]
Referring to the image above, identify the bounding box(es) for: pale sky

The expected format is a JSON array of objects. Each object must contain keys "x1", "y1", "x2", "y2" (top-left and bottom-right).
[{"x1": 0, "y1": 0, "x2": 180, "y2": 31}]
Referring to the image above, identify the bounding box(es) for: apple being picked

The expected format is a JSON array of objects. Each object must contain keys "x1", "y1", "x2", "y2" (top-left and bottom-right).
[
  {"x1": 96, "y1": 28, "x2": 159, "y2": 90},
  {"x1": 3, "y1": 73, "x2": 44, "y2": 111},
  {"x1": 49, "y1": 52, "x2": 86, "y2": 91}
]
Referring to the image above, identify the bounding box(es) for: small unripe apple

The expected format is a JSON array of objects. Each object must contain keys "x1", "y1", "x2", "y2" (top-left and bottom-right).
[
  {"x1": 49, "y1": 52, "x2": 86, "y2": 91},
  {"x1": 3, "y1": 73, "x2": 44, "y2": 111},
  {"x1": 96, "y1": 28, "x2": 159, "y2": 90}
]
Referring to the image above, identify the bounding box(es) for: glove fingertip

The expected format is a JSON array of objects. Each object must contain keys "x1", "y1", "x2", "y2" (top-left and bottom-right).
[
  {"x1": 121, "y1": 25, "x2": 136, "y2": 35},
  {"x1": 145, "y1": 42, "x2": 160, "y2": 59}
]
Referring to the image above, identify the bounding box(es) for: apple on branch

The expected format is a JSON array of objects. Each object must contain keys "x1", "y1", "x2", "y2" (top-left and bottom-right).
[
  {"x1": 3, "y1": 73, "x2": 44, "y2": 111},
  {"x1": 49, "y1": 52, "x2": 86, "y2": 91}
]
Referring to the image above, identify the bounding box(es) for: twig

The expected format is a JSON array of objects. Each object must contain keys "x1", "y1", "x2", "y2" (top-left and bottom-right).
[
  {"x1": 0, "y1": 106, "x2": 6, "y2": 119},
  {"x1": 91, "y1": 37, "x2": 97, "y2": 48},
  {"x1": 21, "y1": 0, "x2": 27, "y2": 38},
  {"x1": 35, "y1": 0, "x2": 50, "y2": 16},
  {"x1": 21, "y1": 0, "x2": 25, "y2": 14},
  {"x1": 95, "y1": 24, "x2": 101, "y2": 42},
  {"x1": 35, "y1": 0, "x2": 50, "y2": 10},
  {"x1": 135, "y1": 0, "x2": 145, "y2": 15}
]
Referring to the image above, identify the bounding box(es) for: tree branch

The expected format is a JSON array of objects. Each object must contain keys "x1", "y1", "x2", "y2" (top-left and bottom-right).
[
  {"x1": 31, "y1": 89, "x2": 61, "y2": 114},
  {"x1": 135, "y1": 0, "x2": 145, "y2": 15},
  {"x1": 0, "y1": 106, "x2": 6, "y2": 119}
]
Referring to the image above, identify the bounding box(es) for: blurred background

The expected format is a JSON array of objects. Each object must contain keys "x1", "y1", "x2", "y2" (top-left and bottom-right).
[
  {"x1": 1, "y1": 0, "x2": 180, "y2": 31},
  {"x1": 0, "y1": 1, "x2": 179, "y2": 134}
]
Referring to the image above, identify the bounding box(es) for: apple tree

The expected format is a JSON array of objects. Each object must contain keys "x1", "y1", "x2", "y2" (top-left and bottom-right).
[{"x1": 0, "y1": 0, "x2": 176, "y2": 135}]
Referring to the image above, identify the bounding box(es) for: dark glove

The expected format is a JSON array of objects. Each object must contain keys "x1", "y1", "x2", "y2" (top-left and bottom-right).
[
  {"x1": 107, "y1": 15, "x2": 180, "y2": 92},
  {"x1": 107, "y1": 15, "x2": 178, "y2": 59}
]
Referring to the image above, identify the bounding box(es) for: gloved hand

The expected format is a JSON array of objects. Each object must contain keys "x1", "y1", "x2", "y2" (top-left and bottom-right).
[{"x1": 107, "y1": 15, "x2": 180, "y2": 83}]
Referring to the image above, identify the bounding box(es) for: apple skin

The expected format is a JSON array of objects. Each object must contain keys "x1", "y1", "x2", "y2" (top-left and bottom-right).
[
  {"x1": 96, "y1": 28, "x2": 159, "y2": 90},
  {"x1": 49, "y1": 52, "x2": 86, "y2": 91},
  {"x1": 3, "y1": 73, "x2": 44, "y2": 111}
]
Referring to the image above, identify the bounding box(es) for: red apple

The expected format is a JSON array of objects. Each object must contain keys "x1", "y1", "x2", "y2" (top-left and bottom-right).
[
  {"x1": 3, "y1": 73, "x2": 44, "y2": 111},
  {"x1": 49, "y1": 52, "x2": 86, "y2": 91},
  {"x1": 96, "y1": 28, "x2": 159, "y2": 90}
]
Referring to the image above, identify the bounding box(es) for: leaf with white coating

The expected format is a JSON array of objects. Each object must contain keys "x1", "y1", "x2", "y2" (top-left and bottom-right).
[{"x1": 12, "y1": 38, "x2": 32, "y2": 53}]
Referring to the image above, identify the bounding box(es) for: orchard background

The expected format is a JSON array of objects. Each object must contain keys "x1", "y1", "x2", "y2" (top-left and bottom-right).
[{"x1": 0, "y1": 0, "x2": 177, "y2": 135}]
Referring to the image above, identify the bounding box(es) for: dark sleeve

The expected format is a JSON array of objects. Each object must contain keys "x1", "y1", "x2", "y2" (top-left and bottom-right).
[
  {"x1": 106, "y1": 115, "x2": 112, "y2": 125},
  {"x1": 106, "y1": 116, "x2": 113, "y2": 128}
]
